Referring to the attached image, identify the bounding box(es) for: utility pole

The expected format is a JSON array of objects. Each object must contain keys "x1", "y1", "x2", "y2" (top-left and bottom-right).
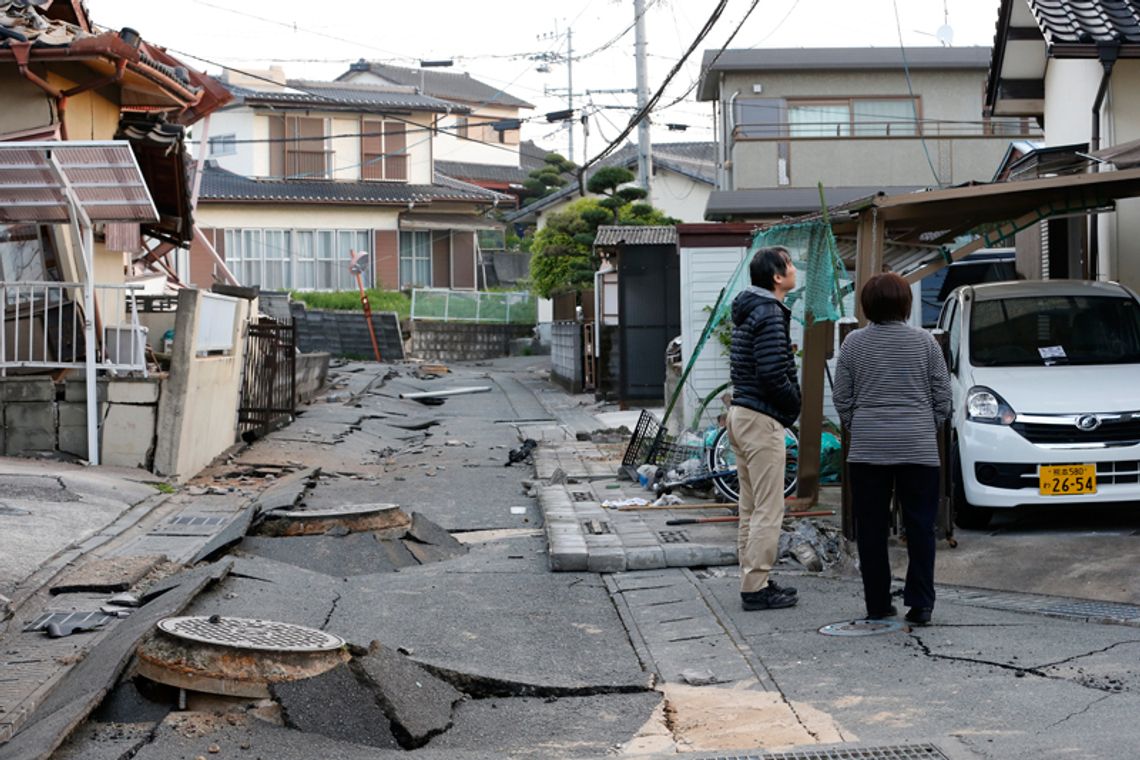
[
  {"x1": 634, "y1": 0, "x2": 653, "y2": 194},
  {"x1": 537, "y1": 24, "x2": 578, "y2": 161}
]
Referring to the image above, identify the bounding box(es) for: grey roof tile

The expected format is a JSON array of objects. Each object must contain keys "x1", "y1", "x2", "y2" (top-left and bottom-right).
[
  {"x1": 434, "y1": 160, "x2": 530, "y2": 185},
  {"x1": 226, "y1": 81, "x2": 465, "y2": 114},
  {"x1": 1030, "y1": 0, "x2": 1140, "y2": 45},
  {"x1": 594, "y1": 225, "x2": 678, "y2": 247},
  {"x1": 199, "y1": 164, "x2": 504, "y2": 205},
  {"x1": 340, "y1": 62, "x2": 534, "y2": 109}
]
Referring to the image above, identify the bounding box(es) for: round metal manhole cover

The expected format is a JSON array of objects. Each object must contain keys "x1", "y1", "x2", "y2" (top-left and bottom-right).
[
  {"x1": 818, "y1": 619, "x2": 906, "y2": 637},
  {"x1": 157, "y1": 616, "x2": 345, "y2": 652},
  {"x1": 271, "y1": 503, "x2": 399, "y2": 519}
]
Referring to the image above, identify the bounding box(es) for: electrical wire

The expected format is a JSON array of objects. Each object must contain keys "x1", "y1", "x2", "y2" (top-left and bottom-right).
[
  {"x1": 657, "y1": 0, "x2": 760, "y2": 110},
  {"x1": 891, "y1": 0, "x2": 943, "y2": 187},
  {"x1": 571, "y1": 0, "x2": 662, "y2": 62},
  {"x1": 580, "y1": 0, "x2": 729, "y2": 175}
]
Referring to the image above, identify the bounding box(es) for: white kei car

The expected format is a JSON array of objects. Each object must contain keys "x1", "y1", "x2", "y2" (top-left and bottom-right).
[{"x1": 937, "y1": 280, "x2": 1140, "y2": 528}]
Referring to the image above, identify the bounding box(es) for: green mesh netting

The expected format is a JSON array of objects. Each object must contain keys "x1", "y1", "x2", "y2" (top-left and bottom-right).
[{"x1": 662, "y1": 220, "x2": 851, "y2": 430}]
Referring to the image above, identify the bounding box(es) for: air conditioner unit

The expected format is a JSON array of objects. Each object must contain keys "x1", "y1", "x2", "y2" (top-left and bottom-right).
[{"x1": 104, "y1": 324, "x2": 148, "y2": 366}]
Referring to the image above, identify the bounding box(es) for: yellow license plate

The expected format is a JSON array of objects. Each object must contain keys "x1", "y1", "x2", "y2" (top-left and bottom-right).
[{"x1": 1039, "y1": 464, "x2": 1097, "y2": 496}]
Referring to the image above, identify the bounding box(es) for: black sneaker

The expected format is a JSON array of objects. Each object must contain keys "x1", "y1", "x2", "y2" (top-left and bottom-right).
[
  {"x1": 865, "y1": 605, "x2": 898, "y2": 620},
  {"x1": 905, "y1": 607, "x2": 932, "y2": 626},
  {"x1": 741, "y1": 586, "x2": 798, "y2": 611},
  {"x1": 767, "y1": 579, "x2": 797, "y2": 596}
]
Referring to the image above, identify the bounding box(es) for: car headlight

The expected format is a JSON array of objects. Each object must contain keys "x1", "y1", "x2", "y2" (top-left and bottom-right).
[{"x1": 966, "y1": 386, "x2": 1016, "y2": 425}]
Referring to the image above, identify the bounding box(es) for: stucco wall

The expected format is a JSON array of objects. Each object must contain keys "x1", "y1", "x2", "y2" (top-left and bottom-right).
[
  {"x1": 154, "y1": 290, "x2": 252, "y2": 481},
  {"x1": 204, "y1": 109, "x2": 259, "y2": 177},
  {"x1": 650, "y1": 170, "x2": 712, "y2": 223},
  {"x1": 1043, "y1": 59, "x2": 1103, "y2": 147},
  {"x1": 0, "y1": 68, "x2": 54, "y2": 135},
  {"x1": 432, "y1": 104, "x2": 521, "y2": 167}
]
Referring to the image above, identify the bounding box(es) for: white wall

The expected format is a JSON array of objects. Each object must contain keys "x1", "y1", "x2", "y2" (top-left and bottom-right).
[
  {"x1": 200, "y1": 109, "x2": 259, "y2": 177},
  {"x1": 432, "y1": 104, "x2": 521, "y2": 167},
  {"x1": 650, "y1": 171, "x2": 713, "y2": 223},
  {"x1": 1043, "y1": 59, "x2": 1103, "y2": 147},
  {"x1": 198, "y1": 204, "x2": 399, "y2": 231}
]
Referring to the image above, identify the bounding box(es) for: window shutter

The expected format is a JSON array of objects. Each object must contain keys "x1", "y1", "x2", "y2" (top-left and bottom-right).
[{"x1": 384, "y1": 122, "x2": 407, "y2": 180}]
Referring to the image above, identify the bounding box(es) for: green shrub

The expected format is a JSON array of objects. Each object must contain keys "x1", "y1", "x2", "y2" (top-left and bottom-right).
[{"x1": 291, "y1": 289, "x2": 411, "y2": 319}]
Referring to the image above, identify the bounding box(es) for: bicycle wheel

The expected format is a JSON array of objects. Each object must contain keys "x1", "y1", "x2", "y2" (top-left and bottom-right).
[{"x1": 707, "y1": 425, "x2": 799, "y2": 503}]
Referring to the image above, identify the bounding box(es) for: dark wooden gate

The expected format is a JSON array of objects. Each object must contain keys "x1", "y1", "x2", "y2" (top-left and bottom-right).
[{"x1": 239, "y1": 320, "x2": 297, "y2": 440}]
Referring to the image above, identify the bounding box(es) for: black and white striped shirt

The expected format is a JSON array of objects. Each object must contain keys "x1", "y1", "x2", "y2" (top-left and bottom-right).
[{"x1": 832, "y1": 321, "x2": 952, "y2": 467}]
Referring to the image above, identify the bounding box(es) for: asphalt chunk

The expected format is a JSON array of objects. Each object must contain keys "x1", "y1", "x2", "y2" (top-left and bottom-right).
[
  {"x1": 354, "y1": 643, "x2": 463, "y2": 748},
  {"x1": 237, "y1": 533, "x2": 418, "y2": 576},
  {"x1": 271, "y1": 663, "x2": 399, "y2": 749}
]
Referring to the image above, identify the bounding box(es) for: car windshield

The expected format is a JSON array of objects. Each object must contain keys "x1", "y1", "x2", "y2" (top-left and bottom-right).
[{"x1": 970, "y1": 295, "x2": 1140, "y2": 367}]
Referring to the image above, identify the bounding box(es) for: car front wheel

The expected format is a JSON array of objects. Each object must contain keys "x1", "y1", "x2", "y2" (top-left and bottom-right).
[{"x1": 952, "y1": 445, "x2": 993, "y2": 530}]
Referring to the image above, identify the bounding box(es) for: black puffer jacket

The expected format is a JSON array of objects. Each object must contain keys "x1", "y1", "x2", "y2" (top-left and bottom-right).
[{"x1": 728, "y1": 288, "x2": 801, "y2": 427}]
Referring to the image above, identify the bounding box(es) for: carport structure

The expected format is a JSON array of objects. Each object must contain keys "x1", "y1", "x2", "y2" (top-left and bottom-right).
[{"x1": 794, "y1": 165, "x2": 1140, "y2": 506}]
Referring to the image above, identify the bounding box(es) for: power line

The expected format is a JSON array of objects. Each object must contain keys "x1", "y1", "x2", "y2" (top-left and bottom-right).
[
  {"x1": 571, "y1": 0, "x2": 662, "y2": 62},
  {"x1": 892, "y1": 0, "x2": 943, "y2": 187},
  {"x1": 657, "y1": 0, "x2": 760, "y2": 110},
  {"x1": 579, "y1": 0, "x2": 730, "y2": 178}
]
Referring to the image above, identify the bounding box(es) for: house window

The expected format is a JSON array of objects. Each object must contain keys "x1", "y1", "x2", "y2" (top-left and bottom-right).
[
  {"x1": 361, "y1": 120, "x2": 407, "y2": 181},
  {"x1": 208, "y1": 134, "x2": 237, "y2": 157},
  {"x1": 268, "y1": 115, "x2": 330, "y2": 179},
  {"x1": 399, "y1": 231, "x2": 432, "y2": 288},
  {"x1": 785, "y1": 97, "x2": 919, "y2": 137},
  {"x1": 222, "y1": 228, "x2": 371, "y2": 291}
]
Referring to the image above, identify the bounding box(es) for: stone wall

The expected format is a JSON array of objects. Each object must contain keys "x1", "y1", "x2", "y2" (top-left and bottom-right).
[
  {"x1": 290, "y1": 303, "x2": 406, "y2": 361},
  {"x1": 550, "y1": 321, "x2": 583, "y2": 393},
  {"x1": 411, "y1": 321, "x2": 534, "y2": 362},
  {"x1": 0, "y1": 376, "x2": 160, "y2": 468}
]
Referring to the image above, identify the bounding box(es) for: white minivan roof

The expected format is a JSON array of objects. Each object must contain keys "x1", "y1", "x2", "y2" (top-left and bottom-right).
[{"x1": 969, "y1": 280, "x2": 1133, "y2": 301}]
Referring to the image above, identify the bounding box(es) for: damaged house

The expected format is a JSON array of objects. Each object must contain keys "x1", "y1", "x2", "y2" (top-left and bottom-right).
[{"x1": 0, "y1": 0, "x2": 252, "y2": 479}]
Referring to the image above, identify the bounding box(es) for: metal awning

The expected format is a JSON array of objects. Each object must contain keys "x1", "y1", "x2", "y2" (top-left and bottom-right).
[
  {"x1": 0, "y1": 141, "x2": 158, "y2": 224},
  {"x1": 398, "y1": 213, "x2": 501, "y2": 232}
]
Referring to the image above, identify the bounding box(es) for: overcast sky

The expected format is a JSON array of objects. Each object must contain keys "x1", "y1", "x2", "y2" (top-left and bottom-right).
[{"x1": 88, "y1": 0, "x2": 1002, "y2": 161}]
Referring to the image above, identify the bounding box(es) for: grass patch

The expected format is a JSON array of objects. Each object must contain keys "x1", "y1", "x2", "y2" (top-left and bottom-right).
[
  {"x1": 291, "y1": 289, "x2": 411, "y2": 319},
  {"x1": 150, "y1": 482, "x2": 176, "y2": 494}
]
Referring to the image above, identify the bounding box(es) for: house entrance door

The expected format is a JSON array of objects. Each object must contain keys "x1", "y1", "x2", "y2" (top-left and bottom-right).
[{"x1": 618, "y1": 245, "x2": 680, "y2": 402}]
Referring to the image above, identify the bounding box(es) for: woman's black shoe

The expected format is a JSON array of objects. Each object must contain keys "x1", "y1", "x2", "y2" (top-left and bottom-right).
[
  {"x1": 905, "y1": 607, "x2": 932, "y2": 626},
  {"x1": 865, "y1": 605, "x2": 897, "y2": 620}
]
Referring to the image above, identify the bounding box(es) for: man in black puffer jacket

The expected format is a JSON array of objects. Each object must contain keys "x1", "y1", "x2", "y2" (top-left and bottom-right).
[{"x1": 727, "y1": 246, "x2": 801, "y2": 611}]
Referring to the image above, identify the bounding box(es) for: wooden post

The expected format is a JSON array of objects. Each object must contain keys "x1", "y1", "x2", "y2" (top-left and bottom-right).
[
  {"x1": 837, "y1": 317, "x2": 858, "y2": 541},
  {"x1": 794, "y1": 315, "x2": 832, "y2": 505},
  {"x1": 853, "y1": 208, "x2": 885, "y2": 325}
]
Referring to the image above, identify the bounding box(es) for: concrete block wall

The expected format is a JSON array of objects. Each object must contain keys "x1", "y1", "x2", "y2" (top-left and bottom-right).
[
  {"x1": 550, "y1": 321, "x2": 583, "y2": 393},
  {"x1": 410, "y1": 321, "x2": 534, "y2": 362},
  {"x1": 291, "y1": 303, "x2": 406, "y2": 361},
  {"x1": 0, "y1": 376, "x2": 159, "y2": 468},
  {"x1": 296, "y1": 352, "x2": 331, "y2": 403}
]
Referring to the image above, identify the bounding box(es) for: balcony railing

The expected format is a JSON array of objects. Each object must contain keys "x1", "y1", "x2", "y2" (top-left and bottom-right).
[
  {"x1": 1, "y1": 281, "x2": 147, "y2": 375},
  {"x1": 735, "y1": 118, "x2": 1042, "y2": 140}
]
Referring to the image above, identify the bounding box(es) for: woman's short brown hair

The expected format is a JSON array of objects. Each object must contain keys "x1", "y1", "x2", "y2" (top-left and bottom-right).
[{"x1": 860, "y1": 272, "x2": 913, "y2": 324}]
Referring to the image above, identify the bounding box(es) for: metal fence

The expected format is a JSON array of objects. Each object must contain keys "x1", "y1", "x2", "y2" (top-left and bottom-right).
[
  {"x1": 410, "y1": 288, "x2": 536, "y2": 324},
  {"x1": 239, "y1": 319, "x2": 297, "y2": 440},
  {"x1": 0, "y1": 281, "x2": 147, "y2": 375}
]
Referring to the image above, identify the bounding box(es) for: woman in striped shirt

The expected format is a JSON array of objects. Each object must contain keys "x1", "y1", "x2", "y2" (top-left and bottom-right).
[{"x1": 833, "y1": 273, "x2": 952, "y2": 626}]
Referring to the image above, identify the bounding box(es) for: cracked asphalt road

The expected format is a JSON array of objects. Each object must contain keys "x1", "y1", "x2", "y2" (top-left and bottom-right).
[{"x1": 47, "y1": 358, "x2": 1140, "y2": 759}]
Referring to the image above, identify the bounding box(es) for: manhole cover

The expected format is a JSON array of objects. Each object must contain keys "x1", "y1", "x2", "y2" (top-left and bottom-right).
[
  {"x1": 157, "y1": 616, "x2": 345, "y2": 652},
  {"x1": 257, "y1": 503, "x2": 409, "y2": 536},
  {"x1": 819, "y1": 619, "x2": 906, "y2": 637}
]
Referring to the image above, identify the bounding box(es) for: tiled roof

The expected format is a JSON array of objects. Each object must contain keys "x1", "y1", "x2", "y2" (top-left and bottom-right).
[
  {"x1": 594, "y1": 225, "x2": 677, "y2": 247},
  {"x1": 1030, "y1": 0, "x2": 1140, "y2": 45},
  {"x1": 434, "y1": 160, "x2": 530, "y2": 185},
  {"x1": 341, "y1": 61, "x2": 534, "y2": 109},
  {"x1": 504, "y1": 141, "x2": 716, "y2": 222},
  {"x1": 225, "y1": 81, "x2": 464, "y2": 114},
  {"x1": 199, "y1": 164, "x2": 505, "y2": 205}
]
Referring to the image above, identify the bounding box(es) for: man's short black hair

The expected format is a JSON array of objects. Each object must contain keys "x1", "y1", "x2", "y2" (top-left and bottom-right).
[{"x1": 749, "y1": 246, "x2": 790, "y2": 290}]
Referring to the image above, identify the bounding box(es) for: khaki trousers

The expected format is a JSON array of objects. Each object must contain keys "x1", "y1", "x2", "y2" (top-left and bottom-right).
[{"x1": 726, "y1": 405, "x2": 785, "y2": 593}]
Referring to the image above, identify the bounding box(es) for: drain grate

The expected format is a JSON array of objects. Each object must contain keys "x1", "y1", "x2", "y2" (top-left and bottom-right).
[
  {"x1": 691, "y1": 742, "x2": 949, "y2": 759},
  {"x1": 24, "y1": 610, "x2": 112, "y2": 633},
  {"x1": 150, "y1": 514, "x2": 228, "y2": 536},
  {"x1": 569, "y1": 491, "x2": 594, "y2": 502},
  {"x1": 582, "y1": 519, "x2": 613, "y2": 535},
  {"x1": 937, "y1": 587, "x2": 1140, "y2": 625},
  {"x1": 657, "y1": 530, "x2": 691, "y2": 544},
  {"x1": 819, "y1": 619, "x2": 906, "y2": 637},
  {"x1": 157, "y1": 616, "x2": 345, "y2": 652},
  {"x1": 1039, "y1": 600, "x2": 1140, "y2": 619}
]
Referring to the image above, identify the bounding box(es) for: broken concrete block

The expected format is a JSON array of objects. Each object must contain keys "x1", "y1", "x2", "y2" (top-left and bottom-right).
[
  {"x1": 271, "y1": 663, "x2": 400, "y2": 749},
  {"x1": 107, "y1": 379, "x2": 160, "y2": 404},
  {"x1": 354, "y1": 643, "x2": 462, "y2": 748},
  {"x1": 64, "y1": 377, "x2": 107, "y2": 402},
  {"x1": 100, "y1": 404, "x2": 157, "y2": 468},
  {"x1": 0, "y1": 377, "x2": 54, "y2": 402},
  {"x1": 238, "y1": 533, "x2": 418, "y2": 577},
  {"x1": 50, "y1": 555, "x2": 165, "y2": 595}
]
